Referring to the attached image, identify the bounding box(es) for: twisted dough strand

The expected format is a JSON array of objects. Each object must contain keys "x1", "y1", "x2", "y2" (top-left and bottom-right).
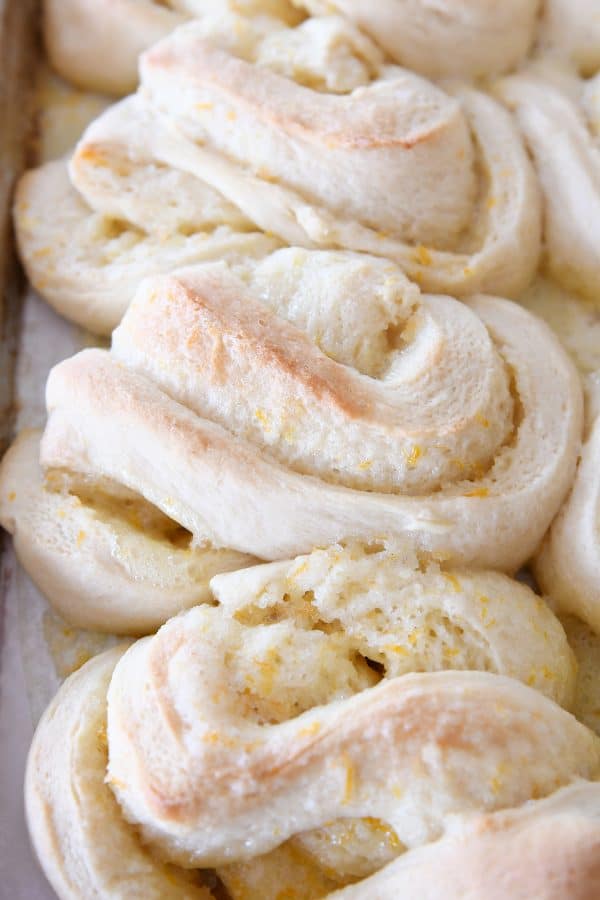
[
  {"x1": 13, "y1": 151, "x2": 280, "y2": 335},
  {"x1": 0, "y1": 430, "x2": 255, "y2": 634},
  {"x1": 24, "y1": 544, "x2": 596, "y2": 897},
  {"x1": 497, "y1": 68, "x2": 600, "y2": 301},
  {"x1": 15, "y1": 10, "x2": 542, "y2": 334},
  {"x1": 535, "y1": 374, "x2": 600, "y2": 634},
  {"x1": 106, "y1": 600, "x2": 597, "y2": 867},
  {"x1": 25, "y1": 647, "x2": 213, "y2": 900}
]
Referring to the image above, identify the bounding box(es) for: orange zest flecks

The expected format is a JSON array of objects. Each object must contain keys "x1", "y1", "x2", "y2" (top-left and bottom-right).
[
  {"x1": 444, "y1": 573, "x2": 461, "y2": 593},
  {"x1": 414, "y1": 245, "x2": 432, "y2": 266},
  {"x1": 384, "y1": 643, "x2": 410, "y2": 656},
  {"x1": 298, "y1": 721, "x2": 321, "y2": 738},
  {"x1": 340, "y1": 753, "x2": 355, "y2": 804},
  {"x1": 463, "y1": 487, "x2": 489, "y2": 498},
  {"x1": 403, "y1": 445, "x2": 422, "y2": 468},
  {"x1": 254, "y1": 408, "x2": 271, "y2": 432}
]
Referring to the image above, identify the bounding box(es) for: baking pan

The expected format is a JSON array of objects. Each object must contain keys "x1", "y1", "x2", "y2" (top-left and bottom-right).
[{"x1": 0, "y1": 3, "x2": 104, "y2": 896}]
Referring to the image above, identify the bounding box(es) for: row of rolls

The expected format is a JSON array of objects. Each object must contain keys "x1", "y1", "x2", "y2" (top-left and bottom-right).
[{"x1": 3, "y1": 1, "x2": 600, "y2": 897}]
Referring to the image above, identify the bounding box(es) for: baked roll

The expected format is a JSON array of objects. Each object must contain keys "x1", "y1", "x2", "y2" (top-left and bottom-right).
[
  {"x1": 96, "y1": 18, "x2": 542, "y2": 295},
  {"x1": 25, "y1": 544, "x2": 598, "y2": 898},
  {"x1": 24, "y1": 253, "x2": 581, "y2": 583},
  {"x1": 15, "y1": 12, "x2": 542, "y2": 333},
  {"x1": 497, "y1": 67, "x2": 600, "y2": 302},
  {"x1": 535, "y1": 374, "x2": 600, "y2": 635},
  {"x1": 1, "y1": 251, "x2": 582, "y2": 630}
]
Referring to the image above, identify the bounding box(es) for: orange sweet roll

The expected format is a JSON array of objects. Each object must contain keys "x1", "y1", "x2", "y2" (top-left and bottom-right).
[
  {"x1": 496, "y1": 64, "x2": 600, "y2": 303},
  {"x1": 535, "y1": 373, "x2": 600, "y2": 638},
  {"x1": 24, "y1": 542, "x2": 598, "y2": 897},
  {"x1": 3, "y1": 251, "x2": 581, "y2": 633},
  {"x1": 132, "y1": 19, "x2": 541, "y2": 296},
  {"x1": 96, "y1": 594, "x2": 600, "y2": 863},
  {"x1": 16, "y1": 11, "x2": 542, "y2": 334},
  {"x1": 30, "y1": 251, "x2": 582, "y2": 576}
]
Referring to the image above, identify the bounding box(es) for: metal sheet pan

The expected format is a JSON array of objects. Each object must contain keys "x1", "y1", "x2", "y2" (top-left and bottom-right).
[{"x1": 0, "y1": 4, "x2": 111, "y2": 896}]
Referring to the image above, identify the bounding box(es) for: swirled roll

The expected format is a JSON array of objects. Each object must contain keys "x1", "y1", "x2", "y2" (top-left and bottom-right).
[
  {"x1": 101, "y1": 20, "x2": 542, "y2": 295},
  {"x1": 535, "y1": 374, "x2": 600, "y2": 634},
  {"x1": 105, "y1": 571, "x2": 599, "y2": 866},
  {"x1": 25, "y1": 544, "x2": 596, "y2": 897},
  {"x1": 497, "y1": 67, "x2": 600, "y2": 302},
  {"x1": 38, "y1": 253, "x2": 582, "y2": 573},
  {"x1": 539, "y1": 0, "x2": 600, "y2": 76},
  {"x1": 16, "y1": 11, "x2": 541, "y2": 333}
]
